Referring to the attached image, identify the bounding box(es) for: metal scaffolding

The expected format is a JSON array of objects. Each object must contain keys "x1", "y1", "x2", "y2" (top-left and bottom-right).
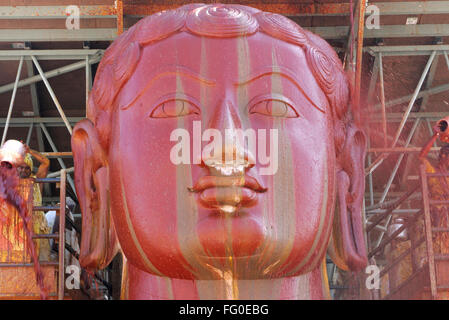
[{"x1": 0, "y1": 49, "x2": 104, "y2": 196}]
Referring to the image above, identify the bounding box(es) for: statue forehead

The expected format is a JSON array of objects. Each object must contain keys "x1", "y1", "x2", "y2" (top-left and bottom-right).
[
  {"x1": 135, "y1": 32, "x2": 312, "y2": 75},
  {"x1": 117, "y1": 31, "x2": 329, "y2": 112}
]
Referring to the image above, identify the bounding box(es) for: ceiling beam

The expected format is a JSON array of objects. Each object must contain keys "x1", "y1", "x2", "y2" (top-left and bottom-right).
[
  {"x1": 2, "y1": 24, "x2": 449, "y2": 42},
  {"x1": 367, "y1": 112, "x2": 449, "y2": 122},
  {"x1": 0, "y1": 49, "x2": 104, "y2": 60},
  {"x1": 0, "y1": 117, "x2": 84, "y2": 127},
  {"x1": 0, "y1": 5, "x2": 116, "y2": 19},
  {"x1": 366, "y1": 45, "x2": 449, "y2": 56},
  {"x1": 122, "y1": 2, "x2": 449, "y2": 17},
  {"x1": 309, "y1": 24, "x2": 449, "y2": 40},
  {"x1": 0, "y1": 28, "x2": 117, "y2": 42},
  {"x1": 2, "y1": 2, "x2": 449, "y2": 19}
]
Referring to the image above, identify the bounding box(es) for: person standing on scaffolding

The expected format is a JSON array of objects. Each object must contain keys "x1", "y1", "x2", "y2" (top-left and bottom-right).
[
  {"x1": 419, "y1": 117, "x2": 449, "y2": 261},
  {"x1": 16, "y1": 144, "x2": 51, "y2": 261}
]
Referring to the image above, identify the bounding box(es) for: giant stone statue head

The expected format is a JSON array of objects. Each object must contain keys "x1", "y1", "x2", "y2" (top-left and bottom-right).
[{"x1": 72, "y1": 3, "x2": 367, "y2": 299}]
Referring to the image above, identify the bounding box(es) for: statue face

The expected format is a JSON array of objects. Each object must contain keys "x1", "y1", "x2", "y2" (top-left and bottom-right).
[{"x1": 109, "y1": 31, "x2": 336, "y2": 279}]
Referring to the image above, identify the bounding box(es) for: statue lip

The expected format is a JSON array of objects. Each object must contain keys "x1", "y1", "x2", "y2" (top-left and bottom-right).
[
  {"x1": 188, "y1": 175, "x2": 267, "y2": 193},
  {"x1": 188, "y1": 175, "x2": 266, "y2": 212}
]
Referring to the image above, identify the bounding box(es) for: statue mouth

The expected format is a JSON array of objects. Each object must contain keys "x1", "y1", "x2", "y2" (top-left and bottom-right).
[
  {"x1": 188, "y1": 175, "x2": 267, "y2": 212},
  {"x1": 188, "y1": 175, "x2": 267, "y2": 193}
]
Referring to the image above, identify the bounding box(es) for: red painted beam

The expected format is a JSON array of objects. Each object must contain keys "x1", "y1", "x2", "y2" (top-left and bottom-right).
[{"x1": 123, "y1": 3, "x2": 352, "y2": 16}]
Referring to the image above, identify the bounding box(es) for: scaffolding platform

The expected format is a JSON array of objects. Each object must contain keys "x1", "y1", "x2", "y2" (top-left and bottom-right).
[{"x1": 0, "y1": 265, "x2": 58, "y2": 300}]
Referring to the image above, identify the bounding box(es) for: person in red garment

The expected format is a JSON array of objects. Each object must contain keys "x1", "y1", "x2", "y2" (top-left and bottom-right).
[
  {"x1": 72, "y1": 4, "x2": 367, "y2": 299},
  {"x1": 419, "y1": 117, "x2": 449, "y2": 260},
  {"x1": 0, "y1": 140, "x2": 30, "y2": 263}
]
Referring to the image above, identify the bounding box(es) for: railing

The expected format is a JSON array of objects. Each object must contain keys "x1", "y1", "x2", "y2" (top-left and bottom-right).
[
  {"x1": 34, "y1": 170, "x2": 111, "y2": 299},
  {"x1": 419, "y1": 164, "x2": 449, "y2": 299},
  {"x1": 34, "y1": 170, "x2": 67, "y2": 300},
  {"x1": 0, "y1": 169, "x2": 66, "y2": 299}
]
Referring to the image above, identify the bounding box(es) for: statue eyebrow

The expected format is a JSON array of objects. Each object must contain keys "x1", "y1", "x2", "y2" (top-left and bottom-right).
[
  {"x1": 235, "y1": 66, "x2": 325, "y2": 113},
  {"x1": 121, "y1": 65, "x2": 215, "y2": 110}
]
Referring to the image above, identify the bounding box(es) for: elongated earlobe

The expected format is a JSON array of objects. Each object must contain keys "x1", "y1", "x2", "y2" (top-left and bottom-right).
[
  {"x1": 328, "y1": 122, "x2": 368, "y2": 272},
  {"x1": 72, "y1": 119, "x2": 119, "y2": 270}
]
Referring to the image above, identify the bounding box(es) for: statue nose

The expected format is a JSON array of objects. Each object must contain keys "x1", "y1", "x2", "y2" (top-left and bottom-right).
[
  {"x1": 201, "y1": 100, "x2": 255, "y2": 174},
  {"x1": 202, "y1": 145, "x2": 254, "y2": 176}
]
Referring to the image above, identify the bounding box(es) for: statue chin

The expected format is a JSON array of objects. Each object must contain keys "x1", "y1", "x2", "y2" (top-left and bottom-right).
[{"x1": 196, "y1": 213, "x2": 264, "y2": 258}]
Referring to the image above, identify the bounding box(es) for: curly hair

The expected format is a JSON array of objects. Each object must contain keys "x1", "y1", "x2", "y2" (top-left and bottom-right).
[{"x1": 87, "y1": 3, "x2": 352, "y2": 155}]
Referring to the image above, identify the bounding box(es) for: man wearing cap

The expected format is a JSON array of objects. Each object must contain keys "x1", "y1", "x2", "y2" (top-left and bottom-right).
[
  {"x1": 0, "y1": 140, "x2": 50, "y2": 262},
  {"x1": 18, "y1": 145, "x2": 51, "y2": 261},
  {"x1": 0, "y1": 140, "x2": 31, "y2": 262}
]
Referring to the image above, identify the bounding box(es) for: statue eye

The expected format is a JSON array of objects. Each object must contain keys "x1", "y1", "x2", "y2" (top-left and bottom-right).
[
  {"x1": 150, "y1": 99, "x2": 200, "y2": 118},
  {"x1": 249, "y1": 99, "x2": 299, "y2": 118}
]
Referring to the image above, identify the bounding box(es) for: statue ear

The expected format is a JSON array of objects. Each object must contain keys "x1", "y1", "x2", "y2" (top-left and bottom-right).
[
  {"x1": 71, "y1": 119, "x2": 119, "y2": 270},
  {"x1": 328, "y1": 122, "x2": 368, "y2": 272}
]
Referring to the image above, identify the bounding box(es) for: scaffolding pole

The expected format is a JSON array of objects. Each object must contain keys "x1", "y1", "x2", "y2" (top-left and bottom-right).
[
  {"x1": 31, "y1": 56, "x2": 72, "y2": 135},
  {"x1": 1, "y1": 56, "x2": 24, "y2": 146}
]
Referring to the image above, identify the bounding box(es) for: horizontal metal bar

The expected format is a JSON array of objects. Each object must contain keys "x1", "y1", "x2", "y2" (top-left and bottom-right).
[
  {"x1": 32, "y1": 233, "x2": 59, "y2": 239},
  {"x1": 124, "y1": 3, "x2": 350, "y2": 17},
  {"x1": 35, "y1": 178, "x2": 61, "y2": 183},
  {"x1": 0, "y1": 55, "x2": 100, "y2": 61},
  {"x1": 0, "y1": 293, "x2": 58, "y2": 297},
  {"x1": 308, "y1": 24, "x2": 449, "y2": 40},
  {"x1": 432, "y1": 228, "x2": 449, "y2": 233},
  {"x1": 123, "y1": 2, "x2": 449, "y2": 17},
  {"x1": 367, "y1": 209, "x2": 422, "y2": 215},
  {"x1": 47, "y1": 167, "x2": 74, "y2": 178},
  {"x1": 369, "y1": 147, "x2": 440, "y2": 153},
  {"x1": 33, "y1": 206, "x2": 59, "y2": 211},
  {"x1": 41, "y1": 152, "x2": 73, "y2": 159},
  {"x1": 0, "y1": 261, "x2": 59, "y2": 267},
  {"x1": 0, "y1": 117, "x2": 84, "y2": 125},
  {"x1": 426, "y1": 172, "x2": 449, "y2": 177},
  {"x1": 0, "y1": 5, "x2": 116, "y2": 19},
  {"x1": 0, "y1": 49, "x2": 103, "y2": 57},
  {"x1": 0, "y1": 49, "x2": 104, "y2": 61},
  {"x1": 0, "y1": 28, "x2": 117, "y2": 42},
  {"x1": 373, "y1": 2, "x2": 449, "y2": 15},
  {"x1": 429, "y1": 200, "x2": 449, "y2": 205},
  {"x1": 366, "y1": 45, "x2": 449, "y2": 55},
  {"x1": 367, "y1": 112, "x2": 449, "y2": 121},
  {"x1": 2, "y1": 24, "x2": 449, "y2": 42}
]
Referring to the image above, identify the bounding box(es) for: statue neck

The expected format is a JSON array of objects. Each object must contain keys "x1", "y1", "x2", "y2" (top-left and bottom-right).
[{"x1": 123, "y1": 261, "x2": 330, "y2": 300}]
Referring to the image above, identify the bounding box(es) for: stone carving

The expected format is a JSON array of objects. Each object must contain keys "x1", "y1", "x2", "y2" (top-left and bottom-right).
[{"x1": 72, "y1": 3, "x2": 367, "y2": 299}]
